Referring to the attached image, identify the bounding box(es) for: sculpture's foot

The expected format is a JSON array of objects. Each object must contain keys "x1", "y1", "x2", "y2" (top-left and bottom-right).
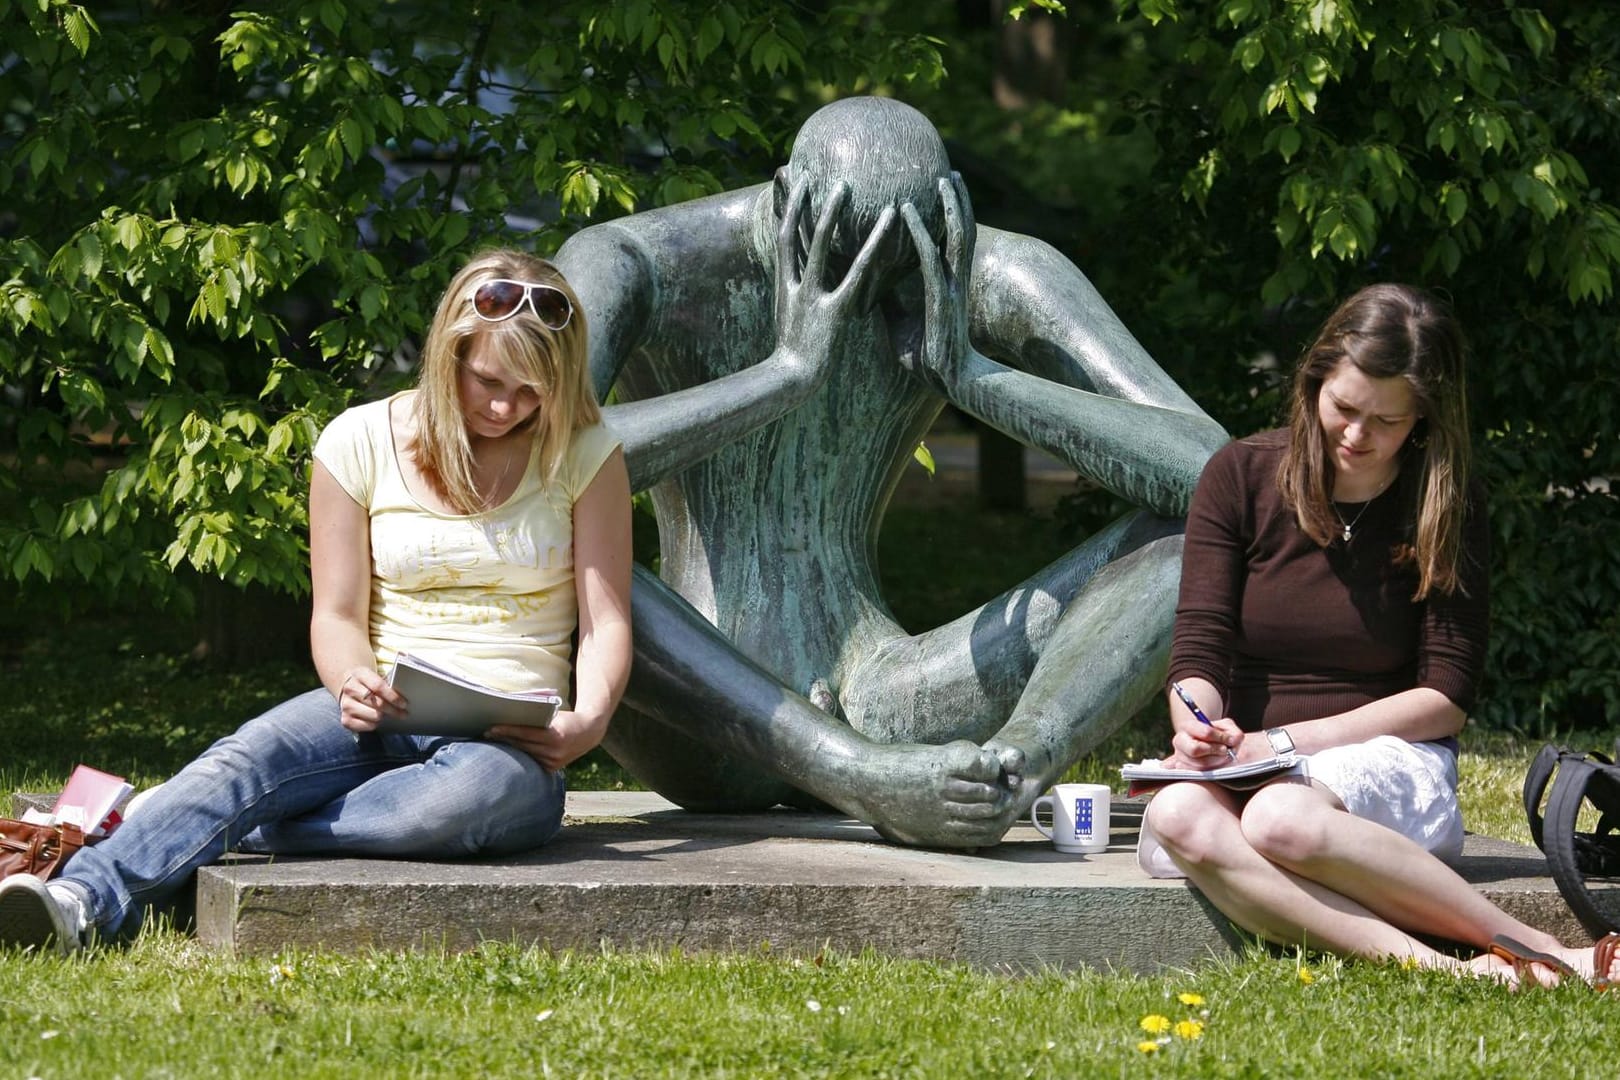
[{"x1": 851, "y1": 740, "x2": 1023, "y2": 850}]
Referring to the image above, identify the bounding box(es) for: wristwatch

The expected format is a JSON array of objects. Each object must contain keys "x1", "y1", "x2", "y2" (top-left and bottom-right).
[{"x1": 1265, "y1": 727, "x2": 1295, "y2": 756}]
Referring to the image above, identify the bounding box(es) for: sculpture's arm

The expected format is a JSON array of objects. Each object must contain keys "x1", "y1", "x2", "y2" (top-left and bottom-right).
[
  {"x1": 897, "y1": 178, "x2": 1229, "y2": 517},
  {"x1": 943, "y1": 356, "x2": 1226, "y2": 517},
  {"x1": 560, "y1": 180, "x2": 896, "y2": 493}
]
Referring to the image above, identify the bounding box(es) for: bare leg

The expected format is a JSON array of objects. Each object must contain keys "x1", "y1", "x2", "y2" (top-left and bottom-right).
[
  {"x1": 1145, "y1": 782, "x2": 1550, "y2": 977},
  {"x1": 1237, "y1": 782, "x2": 1565, "y2": 956}
]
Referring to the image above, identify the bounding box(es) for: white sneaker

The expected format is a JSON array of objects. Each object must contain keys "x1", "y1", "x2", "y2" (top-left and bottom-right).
[{"x1": 0, "y1": 874, "x2": 86, "y2": 954}]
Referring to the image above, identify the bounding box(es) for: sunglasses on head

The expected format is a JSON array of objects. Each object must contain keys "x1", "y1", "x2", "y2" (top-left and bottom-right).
[{"x1": 468, "y1": 278, "x2": 574, "y2": 331}]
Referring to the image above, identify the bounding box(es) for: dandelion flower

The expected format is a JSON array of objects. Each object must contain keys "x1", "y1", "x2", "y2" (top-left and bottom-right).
[
  {"x1": 1297, "y1": 966, "x2": 1315, "y2": 985},
  {"x1": 1136, "y1": 1041, "x2": 1160, "y2": 1054},
  {"x1": 1140, "y1": 1014, "x2": 1172, "y2": 1035},
  {"x1": 1173, "y1": 1019, "x2": 1205, "y2": 1040},
  {"x1": 1176, "y1": 992, "x2": 1205, "y2": 1007}
]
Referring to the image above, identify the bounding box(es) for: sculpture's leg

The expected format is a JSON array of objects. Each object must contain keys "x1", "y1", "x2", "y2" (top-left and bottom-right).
[
  {"x1": 983, "y1": 527, "x2": 1185, "y2": 797},
  {"x1": 609, "y1": 566, "x2": 1026, "y2": 848},
  {"x1": 842, "y1": 511, "x2": 1181, "y2": 751}
]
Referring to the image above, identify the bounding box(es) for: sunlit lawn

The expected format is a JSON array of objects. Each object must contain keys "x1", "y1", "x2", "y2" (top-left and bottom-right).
[{"x1": 3, "y1": 493, "x2": 1615, "y2": 1077}]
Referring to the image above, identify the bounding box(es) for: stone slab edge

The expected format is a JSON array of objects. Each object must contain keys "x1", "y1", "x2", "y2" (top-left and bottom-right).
[{"x1": 190, "y1": 792, "x2": 1608, "y2": 969}]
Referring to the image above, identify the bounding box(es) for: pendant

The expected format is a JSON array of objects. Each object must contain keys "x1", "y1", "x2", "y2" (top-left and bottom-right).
[{"x1": 1342, "y1": 524, "x2": 1353, "y2": 542}]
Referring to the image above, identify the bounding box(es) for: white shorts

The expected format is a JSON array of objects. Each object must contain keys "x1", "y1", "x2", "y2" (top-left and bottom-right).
[{"x1": 1136, "y1": 735, "x2": 1465, "y2": 879}]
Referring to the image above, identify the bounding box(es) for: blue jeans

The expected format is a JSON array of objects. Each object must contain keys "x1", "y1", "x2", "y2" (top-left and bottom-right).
[{"x1": 59, "y1": 688, "x2": 567, "y2": 936}]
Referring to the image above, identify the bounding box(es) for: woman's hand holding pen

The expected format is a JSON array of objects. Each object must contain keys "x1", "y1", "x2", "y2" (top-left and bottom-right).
[
  {"x1": 1166, "y1": 720, "x2": 1248, "y2": 769},
  {"x1": 1164, "y1": 679, "x2": 1245, "y2": 769},
  {"x1": 335, "y1": 666, "x2": 407, "y2": 733}
]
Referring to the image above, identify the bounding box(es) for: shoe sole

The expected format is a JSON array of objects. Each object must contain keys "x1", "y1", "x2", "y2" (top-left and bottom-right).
[{"x1": 0, "y1": 881, "x2": 67, "y2": 954}]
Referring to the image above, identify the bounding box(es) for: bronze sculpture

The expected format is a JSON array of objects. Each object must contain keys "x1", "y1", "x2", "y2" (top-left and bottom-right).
[{"x1": 560, "y1": 97, "x2": 1228, "y2": 848}]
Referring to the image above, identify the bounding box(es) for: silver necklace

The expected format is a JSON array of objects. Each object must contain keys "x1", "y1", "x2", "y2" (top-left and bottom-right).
[{"x1": 1332, "y1": 476, "x2": 1393, "y2": 542}]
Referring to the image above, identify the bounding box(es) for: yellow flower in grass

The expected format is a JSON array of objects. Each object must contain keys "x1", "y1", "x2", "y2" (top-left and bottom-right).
[
  {"x1": 1176, "y1": 992, "x2": 1205, "y2": 1007},
  {"x1": 1140, "y1": 1014, "x2": 1172, "y2": 1035},
  {"x1": 1173, "y1": 1019, "x2": 1205, "y2": 1040},
  {"x1": 1136, "y1": 1041, "x2": 1161, "y2": 1054},
  {"x1": 1297, "y1": 966, "x2": 1315, "y2": 985}
]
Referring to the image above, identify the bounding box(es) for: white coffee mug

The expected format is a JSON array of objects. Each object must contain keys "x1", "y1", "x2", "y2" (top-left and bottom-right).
[{"x1": 1030, "y1": 782, "x2": 1111, "y2": 853}]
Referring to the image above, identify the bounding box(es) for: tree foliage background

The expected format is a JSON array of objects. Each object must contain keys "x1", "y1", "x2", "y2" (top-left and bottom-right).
[{"x1": 2, "y1": 0, "x2": 1615, "y2": 732}]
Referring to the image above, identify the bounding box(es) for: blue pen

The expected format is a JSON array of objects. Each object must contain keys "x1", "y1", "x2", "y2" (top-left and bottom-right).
[{"x1": 1171, "y1": 681, "x2": 1238, "y2": 761}]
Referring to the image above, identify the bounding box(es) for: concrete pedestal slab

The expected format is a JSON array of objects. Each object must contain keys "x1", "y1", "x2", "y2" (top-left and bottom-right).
[{"x1": 187, "y1": 792, "x2": 1597, "y2": 972}]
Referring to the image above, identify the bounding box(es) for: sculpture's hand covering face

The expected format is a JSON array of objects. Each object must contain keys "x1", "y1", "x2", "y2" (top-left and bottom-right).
[
  {"x1": 774, "y1": 97, "x2": 952, "y2": 290},
  {"x1": 891, "y1": 174, "x2": 976, "y2": 389},
  {"x1": 770, "y1": 172, "x2": 898, "y2": 374}
]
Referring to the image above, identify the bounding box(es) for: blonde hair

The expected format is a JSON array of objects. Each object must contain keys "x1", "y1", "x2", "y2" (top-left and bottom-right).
[
  {"x1": 412, "y1": 249, "x2": 598, "y2": 513},
  {"x1": 1277, "y1": 283, "x2": 1472, "y2": 599}
]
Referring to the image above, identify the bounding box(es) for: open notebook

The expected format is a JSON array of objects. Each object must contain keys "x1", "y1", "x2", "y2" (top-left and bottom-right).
[
  {"x1": 383, "y1": 652, "x2": 562, "y2": 737},
  {"x1": 1121, "y1": 753, "x2": 1303, "y2": 795}
]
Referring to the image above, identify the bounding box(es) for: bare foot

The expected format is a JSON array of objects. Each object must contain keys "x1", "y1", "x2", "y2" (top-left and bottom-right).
[
  {"x1": 1479, "y1": 932, "x2": 1620, "y2": 988},
  {"x1": 1418, "y1": 952, "x2": 1527, "y2": 987},
  {"x1": 1541, "y1": 933, "x2": 1620, "y2": 985},
  {"x1": 1469, "y1": 952, "x2": 1556, "y2": 989}
]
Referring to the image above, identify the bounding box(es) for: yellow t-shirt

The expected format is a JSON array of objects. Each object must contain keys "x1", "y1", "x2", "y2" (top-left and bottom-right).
[{"x1": 313, "y1": 392, "x2": 620, "y2": 700}]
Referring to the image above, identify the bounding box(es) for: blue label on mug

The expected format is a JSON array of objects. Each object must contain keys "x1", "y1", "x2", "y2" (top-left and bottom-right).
[{"x1": 1072, "y1": 797, "x2": 1093, "y2": 839}]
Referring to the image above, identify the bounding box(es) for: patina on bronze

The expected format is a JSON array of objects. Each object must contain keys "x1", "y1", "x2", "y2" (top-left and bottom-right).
[{"x1": 562, "y1": 97, "x2": 1229, "y2": 848}]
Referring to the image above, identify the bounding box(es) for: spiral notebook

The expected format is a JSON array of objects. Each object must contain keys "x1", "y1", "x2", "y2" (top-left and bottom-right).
[{"x1": 1120, "y1": 753, "x2": 1303, "y2": 795}]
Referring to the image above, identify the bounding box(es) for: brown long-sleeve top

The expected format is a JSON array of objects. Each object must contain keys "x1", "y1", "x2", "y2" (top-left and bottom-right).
[{"x1": 1169, "y1": 430, "x2": 1490, "y2": 737}]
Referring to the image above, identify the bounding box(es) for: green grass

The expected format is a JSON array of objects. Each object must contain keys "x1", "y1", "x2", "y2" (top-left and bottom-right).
[
  {"x1": 5, "y1": 520, "x2": 1617, "y2": 1078},
  {"x1": 3, "y1": 937, "x2": 1618, "y2": 1078}
]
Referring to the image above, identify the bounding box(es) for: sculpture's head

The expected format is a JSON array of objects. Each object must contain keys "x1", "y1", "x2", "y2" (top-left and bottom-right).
[{"x1": 773, "y1": 97, "x2": 951, "y2": 280}]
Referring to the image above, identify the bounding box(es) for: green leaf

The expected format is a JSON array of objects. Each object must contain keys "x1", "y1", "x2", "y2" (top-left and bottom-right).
[
  {"x1": 439, "y1": 213, "x2": 469, "y2": 250},
  {"x1": 695, "y1": 16, "x2": 724, "y2": 61},
  {"x1": 76, "y1": 232, "x2": 104, "y2": 279},
  {"x1": 12, "y1": 536, "x2": 54, "y2": 581},
  {"x1": 1221, "y1": 0, "x2": 1254, "y2": 28},
  {"x1": 1510, "y1": 10, "x2": 1555, "y2": 59},
  {"x1": 1276, "y1": 125, "x2": 1301, "y2": 162},
  {"x1": 1439, "y1": 185, "x2": 1468, "y2": 227},
  {"x1": 339, "y1": 117, "x2": 363, "y2": 162},
  {"x1": 359, "y1": 283, "x2": 385, "y2": 322},
  {"x1": 1261, "y1": 79, "x2": 1288, "y2": 117},
  {"x1": 114, "y1": 215, "x2": 145, "y2": 252},
  {"x1": 1234, "y1": 33, "x2": 1265, "y2": 72},
  {"x1": 912, "y1": 441, "x2": 936, "y2": 476},
  {"x1": 63, "y1": 8, "x2": 96, "y2": 56}
]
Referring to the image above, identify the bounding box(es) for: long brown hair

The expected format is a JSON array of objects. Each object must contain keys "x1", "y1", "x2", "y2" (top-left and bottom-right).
[
  {"x1": 413, "y1": 249, "x2": 598, "y2": 513},
  {"x1": 1277, "y1": 284, "x2": 1472, "y2": 599}
]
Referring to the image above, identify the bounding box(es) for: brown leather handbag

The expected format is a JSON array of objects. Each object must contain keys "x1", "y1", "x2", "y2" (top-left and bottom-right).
[{"x1": 0, "y1": 818, "x2": 85, "y2": 881}]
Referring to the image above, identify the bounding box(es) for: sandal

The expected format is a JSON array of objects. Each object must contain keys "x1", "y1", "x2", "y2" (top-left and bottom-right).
[
  {"x1": 1486, "y1": 934, "x2": 1576, "y2": 987},
  {"x1": 1596, "y1": 932, "x2": 1619, "y2": 992}
]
